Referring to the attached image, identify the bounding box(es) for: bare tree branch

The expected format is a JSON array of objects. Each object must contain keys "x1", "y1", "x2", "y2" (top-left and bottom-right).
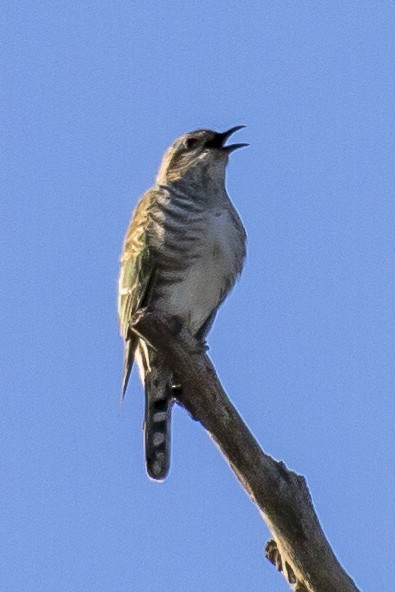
[{"x1": 131, "y1": 310, "x2": 361, "y2": 592}]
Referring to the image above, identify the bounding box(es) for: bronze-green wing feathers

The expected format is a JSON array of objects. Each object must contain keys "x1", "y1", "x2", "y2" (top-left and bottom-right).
[{"x1": 118, "y1": 190, "x2": 157, "y2": 395}]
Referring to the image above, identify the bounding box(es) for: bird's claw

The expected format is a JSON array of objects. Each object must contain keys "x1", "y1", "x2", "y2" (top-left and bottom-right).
[{"x1": 196, "y1": 339, "x2": 209, "y2": 354}]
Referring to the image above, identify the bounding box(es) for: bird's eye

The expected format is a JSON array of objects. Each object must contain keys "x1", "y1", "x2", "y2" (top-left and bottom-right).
[{"x1": 185, "y1": 137, "x2": 199, "y2": 150}]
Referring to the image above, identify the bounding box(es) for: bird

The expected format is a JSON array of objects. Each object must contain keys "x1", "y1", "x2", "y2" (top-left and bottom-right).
[{"x1": 118, "y1": 126, "x2": 247, "y2": 480}]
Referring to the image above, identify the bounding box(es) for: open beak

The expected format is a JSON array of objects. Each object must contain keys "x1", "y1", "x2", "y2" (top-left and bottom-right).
[{"x1": 205, "y1": 125, "x2": 249, "y2": 153}]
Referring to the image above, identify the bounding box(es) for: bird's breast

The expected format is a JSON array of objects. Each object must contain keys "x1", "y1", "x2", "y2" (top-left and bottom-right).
[{"x1": 154, "y1": 206, "x2": 245, "y2": 334}]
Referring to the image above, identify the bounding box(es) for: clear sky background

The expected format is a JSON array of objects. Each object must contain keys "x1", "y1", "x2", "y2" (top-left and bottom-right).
[{"x1": 1, "y1": 2, "x2": 394, "y2": 591}]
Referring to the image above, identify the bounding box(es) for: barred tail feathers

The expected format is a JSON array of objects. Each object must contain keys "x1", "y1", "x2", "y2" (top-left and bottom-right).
[{"x1": 144, "y1": 353, "x2": 173, "y2": 480}]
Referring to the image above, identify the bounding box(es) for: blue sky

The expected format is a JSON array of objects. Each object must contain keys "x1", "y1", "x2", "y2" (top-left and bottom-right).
[{"x1": 1, "y1": 2, "x2": 394, "y2": 591}]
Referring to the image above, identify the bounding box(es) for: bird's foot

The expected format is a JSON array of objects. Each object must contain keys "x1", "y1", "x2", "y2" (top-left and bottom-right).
[{"x1": 196, "y1": 339, "x2": 209, "y2": 354}]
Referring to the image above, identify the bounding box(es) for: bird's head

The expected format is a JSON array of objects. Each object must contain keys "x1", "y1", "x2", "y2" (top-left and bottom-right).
[{"x1": 155, "y1": 126, "x2": 248, "y2": 190}]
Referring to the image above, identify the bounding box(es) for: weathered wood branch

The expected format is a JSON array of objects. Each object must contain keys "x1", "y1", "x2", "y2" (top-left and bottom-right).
[{"x1": 130, "y1": 310, "x2": 360, "y2": 592}]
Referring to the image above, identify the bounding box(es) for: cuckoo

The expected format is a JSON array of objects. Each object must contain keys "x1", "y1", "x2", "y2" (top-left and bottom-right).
[{"x1": 118, "y1": 126, "x2": 247, "y2": 480}]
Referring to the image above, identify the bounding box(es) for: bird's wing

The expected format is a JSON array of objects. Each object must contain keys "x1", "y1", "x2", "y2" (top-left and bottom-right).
[{"x1": 118, "y1": 189, "x2": 157, "y2": 396}]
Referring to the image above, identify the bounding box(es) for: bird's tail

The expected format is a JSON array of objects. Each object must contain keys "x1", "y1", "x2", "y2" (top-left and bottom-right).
[{"x1": 144, "y1": 351, "x2": 173, "y2": 480}]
